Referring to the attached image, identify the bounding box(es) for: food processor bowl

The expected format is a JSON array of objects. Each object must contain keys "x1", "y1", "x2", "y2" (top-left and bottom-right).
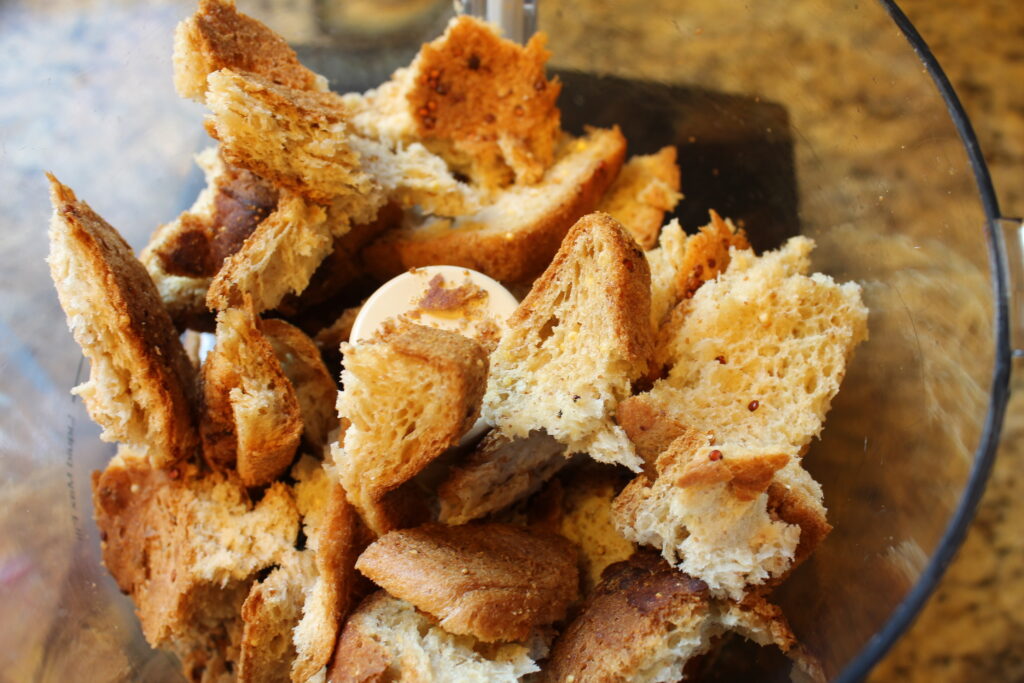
[{"x1": 0, "y1": 0, "x2": 1014, "y2": 680}]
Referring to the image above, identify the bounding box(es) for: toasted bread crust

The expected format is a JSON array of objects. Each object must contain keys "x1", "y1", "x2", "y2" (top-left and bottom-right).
[
  {"x1": 338, "y1": 324, "x2": 488, "y2": 534},
  {"x1": 262, "y1": 318, "x2": 337, "y2": 455},
  {"x1": 356, "y1": 523, "x2": 578, "y2": 642},
  {"x1": 200, "y1": 305, "x2": 302, "y2": 487},
  {"x1": 205, "y1": 69, "x2": 377, "y2": 208},
  {"x1": 205, "y1": 192, "x2": 333, "y2": 313},
  {"x1": 616, "y1": 393, "x2": 691, "y2": 479},
  {"x1": 510, "y1": 211, "x2": 652, "y2": 367},
  {"x1": 361, "y1": 127, "x2": 626, "y2": 284},
  {"x1": 47, "y1": 175, "x2": 198, "y2": 467},
  {"x1": 542, "y1": 552, "x2": 711, "y2": 682},
  {"x1": 597, "y1": 146, "x2": 682, "y2": 249},
  {"x1": 174, "y1": 0, "x2": 323, "y2": 101},
  {"x1": 91, "y1": 453, "x2": 299, "y2": 649},
  {"x1": 437, "y1": 430, "x2": 567, "y2": 525},
  {"x1": 405, "y1": 16, "x2": 562, "y2": 188},
  {"x1": 326, "y1": 594, "x2": 391, "y2": 683}
]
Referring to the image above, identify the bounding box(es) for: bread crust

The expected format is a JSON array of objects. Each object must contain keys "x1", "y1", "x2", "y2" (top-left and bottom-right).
[
  {"x1": 200, "y1": 304, "x2": 302, "y2": 487},
  {"x1": 355, "y1": 523, "x2": 579, "y2": 642},
  {"x1": 542, "y1": 552, "x2": 711, "y2": 682},
  {"x1": 47, "y1": 174, "x2": 198, "y2": 467},
  {"x1": 404, "y1": 16, "x2": 562, "y2": 188},
  {"x1": 173, "y1": 0, "x2": 323, "y2": 101},
  {"x1": 337, "y1": 324, "x2": 488, "y2": 534},
  {"x1": 437, "y1": 430, "x2": 567, "y2": 525},
  {"x1": 597, "y1": 146, "x2": 682, "y2": 249},
  {"x1": 361, "y1": 127, "x2": 627, "y2": 284},
  {"x1": 91, "y1": 452, "x2": 299, "y2": 649},
  {"x1": 262, "y1": 318, "x2": 337, "y2": 455}
]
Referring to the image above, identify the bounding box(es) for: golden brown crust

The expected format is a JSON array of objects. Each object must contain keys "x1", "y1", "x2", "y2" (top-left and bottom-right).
[
  {"x1": 355, "y1": 523, "x2": 578, "y2": 642},
  {"x1": 652, "y1": 210, "x2": 751, "y2": 367},
  {"x1": 616, "y1": 394, "x2": 691, "y2": 479},
  {"x1": 47, "y1": 174, "x2": 198, "y2": 467},
  {"x1": 205, "y1": 69, "x2": 375, "y2": 207},
  {"x1": 361, "y1": 127, "x2": 626, "y2": 284},
  {"x1": 326, "y1": 593, "x2": 393, "y2": 683},
  {"x1": 174, "y1": 0, "x2": 322, "y2": 100},
  {"x1": 338, "y1": 324, "x2": 488, "y2": 534},
  {"x1": 238, "y1": 563, "x2": 304, "y2": 683},
  {"x1": 767, "y1": 479, "x2": 832, "y2": 571},
  {"x1": 511, "y1": 212, "x2": 653, "y2": 369},
  {"x1": 200, "y1": 304, "x2": 302, "y2": 487},
  {"x1": 262, "y1": 318, "x2": 337, "y2": 455},
  {"x1": 91, "y1": 453, "x2": 298, "y2": 650},
  {"x1": 542, "y1": 552, "x2": 711, "y2": 683},
  {"x1": 405, "y1": 16, "x2": 562, "y2": 188},
  {"x1": 596, "y1": 146, "x2": 682, "y2": 249},
  {"x1": 291, "y1": 482, "x2": 367, "y2": 682}
]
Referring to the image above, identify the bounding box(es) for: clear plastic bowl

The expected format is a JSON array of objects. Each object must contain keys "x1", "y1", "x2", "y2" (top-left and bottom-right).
[{"x1": 0, "y1": 0, "x2": 1012, "y2": 680}]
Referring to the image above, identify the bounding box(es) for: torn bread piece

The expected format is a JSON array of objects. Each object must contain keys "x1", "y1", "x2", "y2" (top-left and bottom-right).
[
  {"x1": 140, "y1": 148, "x2": 282, "y2": 328},
  {"x1": 237, "y1": 457, "x2": 364, "y2": 683},
  {"x1": 290, "y1": 462, "x2": 367, "y2": 683},
  {"x1": 327, "y1": 591, "x2": 549, "y2": 683},
  {"x1": 200, "y1": 303, "x2": 302, "y2": 487},
  {"x1": 262, "y1": 319, "x2": 337, "y2": 456},
  {"x1": 557, "y1": 464, "x2": 636, "y2": 595},
  {"x1": 361, "y1": 126, "x2": 627, "y2": 284},
  {"x1": 542, "y1": 552, "x2": 820, "y2": 683},
  {"x1": 612, "y1": 428, "x2": 797, "y2": 600},
  {"x1": 356, "y1": 523, "x2": 578, "y2": 643},
  {"x1": 204, "y1": 191, "x2": 334, "y2": 314},
  {"x1": 617, "y1": 237, "x2": 866, "y2": 595},
  {"x1": 336, "y1": 324, "x2": 488, "y2": 535},
  {"x1": 347, "y1": 15, "x2": 562, "y2": 191},
  {"x1": 238, "y1": 556, "x2": 310, "y2": 683},
  {"x1": 482, "y1": 212, "x2": 653, "y2": 471},
  {"x1": 205, "y1": 68, "x2": 480, "y2": 221},
  {"x1": 651, "y1": 236, "x2": 868, "y2": 455},
  {"x1": 91, "y1": 449, "x2": 299, "y2": 655},
  {"x1": 437, "y1": 430, "x2": 567, "y2": 526},
  {"x1": 647, "y1": 209, "x2": 749, "y2": 335},
  {"x1": 596, "y1": 146, "x2": 682, "y2": 249},
  {"x1": 173, "y1": 0, "x2": 326, "y2": 102},
  {"x1": 47, "y1": 174, "x2": 198, "y2": 467}
]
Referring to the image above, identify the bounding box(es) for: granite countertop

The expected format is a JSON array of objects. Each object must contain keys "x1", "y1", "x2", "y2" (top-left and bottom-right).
[
  {"x1": 0, "y1": 0, "x2": 1019, "y2": 680},
  {"x1": 870, "y1": 3, "x2": 1023, "y2": 680}
]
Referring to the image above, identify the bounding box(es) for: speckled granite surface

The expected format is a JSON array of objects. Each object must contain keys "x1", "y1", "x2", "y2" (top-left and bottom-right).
[
  {"x1": 870, "y1": 2, "x2": 1024, "y2": 680},
  {"x1": 0, "y1": 0, "x2": 1019, "y2": 680}
]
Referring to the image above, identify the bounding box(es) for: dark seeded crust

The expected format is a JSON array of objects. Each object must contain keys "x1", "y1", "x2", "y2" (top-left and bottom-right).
[
  {"x1": 175, "y1": 0, "x2": 321, "y2": 99},
  {"x1": 47, "y1": 174, "x2": 198, "y2": 467},
  {"x1": 406, "y1": 16, "x2": 562, "y2": 188},
  {"x1": 541, "y1": 552, "x2": 711, "y2": 683},
  {"x1": 360, "y1": 127, "x2": 626, "y2": 284},
  {"x1": 355, "y1": 523, "x2": 578, "y2": 643},
  {"x1": 511, "y1": 212, "x2": 653, "y2": 368}
]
